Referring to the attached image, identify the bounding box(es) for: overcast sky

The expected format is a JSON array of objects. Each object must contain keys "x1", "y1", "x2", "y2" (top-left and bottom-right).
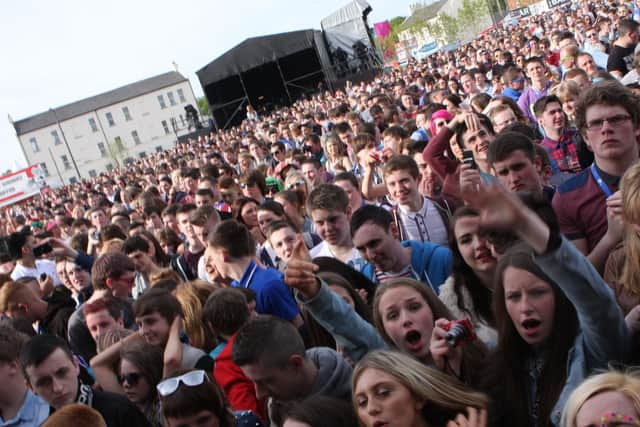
[{"x1": 0, "y1": 0, "x2": 410, "y2": 173}]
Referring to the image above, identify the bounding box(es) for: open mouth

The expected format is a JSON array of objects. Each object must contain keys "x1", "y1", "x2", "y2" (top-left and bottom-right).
[
  {"x1": 373, "y1": 422, "x2": 389, "y2": 427},
  {"x1": 405, "y1": 330, "x2": 422, "y2": 345},
  {"x1": 522, "y1": 319, "x2": 541, "y2": 330}
]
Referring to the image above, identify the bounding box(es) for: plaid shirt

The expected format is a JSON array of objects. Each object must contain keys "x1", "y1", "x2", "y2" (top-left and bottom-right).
[{"x1": 540, "y1": 129, "x2": 581, "y2": 174}]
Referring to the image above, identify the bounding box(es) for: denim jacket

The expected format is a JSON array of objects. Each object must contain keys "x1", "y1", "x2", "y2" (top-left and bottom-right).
[
  {"x1": 535, "y1": 237, "x2": 629, "y2": 426},
  {"x1": 297, "y1": 281, "x2": 386, "y2": 363}
]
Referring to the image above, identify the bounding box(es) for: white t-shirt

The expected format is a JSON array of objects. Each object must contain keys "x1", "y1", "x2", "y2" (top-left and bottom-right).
[
  {"x1": 309, "y1": 241, "x2": 367, "y2": 272},
  {"x1": 11, "y1": 259, "x2": 62, "y2": 286}
]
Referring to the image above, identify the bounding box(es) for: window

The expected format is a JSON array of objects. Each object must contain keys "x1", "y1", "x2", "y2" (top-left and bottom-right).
[
  {"x1": 29, "y1": 137, "x2": 39, "y2": 152},
  {"x1": 131, "y1": 130, "x2": 141, "y2": 145},
  {"x1": 51, "y1": 130, "x2": 62, "y2": 146},
  {"x1": 124, "y1": 157, "x2": 134, "y2": 165},
  {"x1": 161, "y1": 120, "x2": 170, "y2": 134},
  {"x1": 40, "y1": 162, "x2": 50, "y2": 177},
  {"x1": 179, "y1": 115, "x2": 185, "y2": 126},
  {"x1": 106, "y1": 163, "x2": 114, "y2": 172},
  {"x1": 158, "y1": 95, "x2": 167, "y2": 109},
  {"x1": 69, "y1": 177, "x2": 77, "y2": 184},
  {"x1": 139, "y1": 151, "x2": 147, "y2": 159},
  {"x1": 177, "y1": 88, "x2": 186, "y2": 103},
  {"x1": 122, "y1": 106, "x2": 132, "y2": 121},
  {"x1": 155, "y1": 145, "x2": 163, "y2": 153},
  {"x1": 97, "y1": 142, "x2": 107, "y2": 157},
  {"x1": 114, "y1": 136, "x2": 123, "y2": 147},
  {"x1": 88, "y1": 118, "x2": 98, "y2": 132},
  {"x1": 106, "y1": 112, "x2": 115, "y2": 127},
  {"x1": 167, "y1": 91, "x2": 176, "y2": 106},
  {"x1": 88, "y1": 169, "x2": 97, "y2": 178},
  {"x1": 61, "y1": 155, "x2": 71, "y2": 170}
]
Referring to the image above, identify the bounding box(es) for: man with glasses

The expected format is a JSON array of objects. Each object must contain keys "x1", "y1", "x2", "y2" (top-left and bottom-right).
[
  {"x1": 270, "y1": 141, "x2": 286, "y2": 164},
  {"x1": 20, "y1": 335, "x2": 150, "y2": 427},
  {"x1": 553, "y1": 81, "x2": 639, "y2": 273},
  {"x1": 68, "y1": 253, "x2": 138, "y2": 363}
]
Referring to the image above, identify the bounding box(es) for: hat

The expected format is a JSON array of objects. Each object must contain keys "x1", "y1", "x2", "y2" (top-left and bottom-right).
[
  {"x1": 313, "y1": 257, "x2": 376, "y2": 305},
  {"x1": 46, "y1": 221, "x2": 58, "y2": 232},
  {"x1": 265, "y1": 177, "x2": 283, "y2": 193}
]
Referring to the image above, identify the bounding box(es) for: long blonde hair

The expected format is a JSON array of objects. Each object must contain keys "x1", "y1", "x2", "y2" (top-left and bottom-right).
[
  {"x1": 174, "y1": 280, "x2": 216, "y2": 350},
  {"x1": 621, "y1": 162, "x2": 640, "y2": 294},
  {"x1": 561, "y1": 370, "x2": 640, "y2": 427},
  {"x1": 352, "y1": 350, "x2": 489, "y2": 427}
]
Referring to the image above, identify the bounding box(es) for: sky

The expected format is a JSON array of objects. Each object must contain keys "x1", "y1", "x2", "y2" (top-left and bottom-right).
[{"x1": 0, "y1": 0, "x2": 411, "y2": 174}]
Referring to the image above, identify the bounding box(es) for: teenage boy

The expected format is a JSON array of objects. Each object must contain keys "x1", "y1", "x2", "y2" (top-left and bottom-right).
[
  {"x1": 133, "y1": 288, "x2": 214, "y2": 372},
  {"x1": 202, "y1": 288, "x2": 264, "y2": 420},
  {"x1": 0, "y1": 325, "x2": 49, "y2": 426},
  {"x1": 8, "y1": 231, "x2": 61, "y2": 286},
  {"x1": 306, "y1": 184, "x2": 368, "y2": 272},
  {"x1": 351, "y1": 205, "x2": 451, "y2": 293},
  {"x1": 205, "y1": 220, "x2": 303, "y2": 327},
  {"x1": 175, "y1": 203, "x2": 200, "y2": 280},
  {"x1": 487, "y1": 131, "x2": 551, "y2": 197},
  {"x1": 188, "y1": 205, "x2": 221, "y2": 282},
  {"x1": 333, "y1": 172, "x2": 365, "y2": 213},
  {"x1": 122, "y1": 236, "x2": 163, "y2": 299},
  {"x1": 83, "y1": 297, "x2": 124, "y2": 343},
  {"x1": 553, "y1": 81, "x2": 639, "y2": 272},
  {"x1": 232, "y1": 316, "x2": 352, "y2": 416},
  {"x1": 67, "y1": 253, "x2": 137, "y2": 363},
  {"x1": 518, "y1": 57, "x2": 552, "y2": 124},
  {"x1": 0, "y1": 280, "x2": 76, "y2": 339},
  {"x1": 383, "y1": 155, "x2": 451, "y2": 246},
  {"x1": 423, "y1": 111, "x2": 496, "y2": 199},
  {"x1": 533, "y1": 95, "x2": 581, "y2": 175},
  {"x1": 20, "y1": 334, "x2": 150, "y2": 426}
]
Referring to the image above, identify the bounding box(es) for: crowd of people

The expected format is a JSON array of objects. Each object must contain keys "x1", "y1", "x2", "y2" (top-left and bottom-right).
[{"x1": 2, "y1": 0, "x2": 640, "y2": 426}]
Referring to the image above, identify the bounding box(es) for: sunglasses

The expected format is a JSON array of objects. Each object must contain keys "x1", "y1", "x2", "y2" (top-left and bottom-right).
[
  {"x1": 287, "y1": 180, "x2": 306, "y2": 190},
  {"x1": 511, "y1": 77, "x2": 525, "y2": 83},
  {"x1": 157, "y1": 370, "x2": 208, "y2": 397},
  {"x1": 119, "y1": 372, "x2": 141, "y2": 386}
]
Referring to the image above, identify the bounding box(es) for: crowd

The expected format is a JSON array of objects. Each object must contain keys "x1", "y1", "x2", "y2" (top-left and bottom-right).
[{"x1": 2, "y1": 0, "x2": 640, "y2": 426}]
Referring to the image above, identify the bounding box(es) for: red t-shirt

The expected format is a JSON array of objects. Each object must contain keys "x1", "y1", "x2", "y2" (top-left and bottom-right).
[{"x1": 552, "y1": 167, "x2": 612, "y2": 252}]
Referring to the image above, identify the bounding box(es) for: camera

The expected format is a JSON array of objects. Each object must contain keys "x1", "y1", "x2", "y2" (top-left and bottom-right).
[
  {"x1": 92, "y1": 230, "x2": 101, "y2": 241},
  {"x1": 371, "y1": 150, "x2": 385, "y2": 163},
  {"x1": 303, "y1": 145, "x2": 313, "y2": 154},
  {"x1": 443, "y1": 318, "x2": 476, "y2": 348},
  {"x1": 462, "y1": 150, "x2": 477, "y2": 169}
]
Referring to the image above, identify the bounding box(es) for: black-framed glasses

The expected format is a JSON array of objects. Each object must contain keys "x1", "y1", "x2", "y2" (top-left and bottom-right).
[
  {"x1": 119, "y1": 372, "x2": 141, "y2": 386},
  {"x1": 585, "y1": 114, "x2": 632, "y2": 131},
  {"x1": 271, "y1": 150, "x2": 281, "y2": 156}
]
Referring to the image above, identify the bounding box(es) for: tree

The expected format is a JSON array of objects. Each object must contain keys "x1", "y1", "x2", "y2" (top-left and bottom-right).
[
  {"x1": 457, "y1": 0, "x2": 490, "y2": 35},
  {"x1": 105, "y1": 137, "x2": 129, "y2": 168},
  {"x1": 379, "y1": 16, "x2": 408, "y2": 58},
  {"x1": 197, "y1": 97, "x2": 210, "y2": 116}
]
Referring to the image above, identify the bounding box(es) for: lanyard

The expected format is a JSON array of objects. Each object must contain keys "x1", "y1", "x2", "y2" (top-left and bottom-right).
[
  {"x1": 590, "y1": 164, "x2": 613, "y2": 198},
  {"x1": 242, "y1": 262, "x2": 259, "y2": 289}
]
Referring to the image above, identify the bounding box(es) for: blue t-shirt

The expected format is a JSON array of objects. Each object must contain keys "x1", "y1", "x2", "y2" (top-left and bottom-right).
[{"x1": 232, "y1": 260, "x2": 299, "y2": 321}]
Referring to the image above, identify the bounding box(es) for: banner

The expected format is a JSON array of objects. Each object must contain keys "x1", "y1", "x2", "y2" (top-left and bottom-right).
[
  {"x1": 0, "y1": 165, "x2": 45, "y2": 208},
  {"x1": 373, "y1": 21, "x2": 391, "y2": 38},
  {"x1": 546, "y1": 0, "x2": 570, "y2": 9}
]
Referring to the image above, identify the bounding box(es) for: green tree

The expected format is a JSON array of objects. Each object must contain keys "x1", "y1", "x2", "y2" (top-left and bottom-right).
[
  {"x1": 457, "y1": 0, "x2": 490, "y2": 35},
  {"x1": 105, "y1": 137, "x2": 129, "y2": 168},
  {"x1": 379, "y1": 16, "x2": 407, "y2": 56},
  {"x1": 197, "y1": 96, "x2": 210, "y2": 116}
]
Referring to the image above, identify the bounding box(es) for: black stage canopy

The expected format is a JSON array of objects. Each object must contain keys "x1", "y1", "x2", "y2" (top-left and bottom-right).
[{"x1": 197, "y1": 29, "x2": 333, "y2": 129}]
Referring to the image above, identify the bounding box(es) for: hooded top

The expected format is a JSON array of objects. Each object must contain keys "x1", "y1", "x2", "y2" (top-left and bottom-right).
[
  {"x1": 41, "y1": 287, "x2": 76, "y2": 339},
  {"x1": 307, "y1": 347, "x2": 352, "y2": 400}
]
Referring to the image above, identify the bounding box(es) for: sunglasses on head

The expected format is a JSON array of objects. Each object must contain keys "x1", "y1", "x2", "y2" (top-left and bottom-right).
[
  {"x1": 119, "y1": 372, "x2": 141, "y2": 386},
  {"x1": 157, "y1": 370, "x2": 208, "y2": 397},
  {"x1": 287, "y1": 180, "x2": 306, "y2": 190}
]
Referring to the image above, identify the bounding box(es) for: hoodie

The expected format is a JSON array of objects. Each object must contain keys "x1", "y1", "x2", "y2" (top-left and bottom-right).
[
  {"x1": 41, "y1": 287, "x2": 76, "y2": 339},
  {"x1": 307, "y1": 347, "x2": 353, "y2": 400}
]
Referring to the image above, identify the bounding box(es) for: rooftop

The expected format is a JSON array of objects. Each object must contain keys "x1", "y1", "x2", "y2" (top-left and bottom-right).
[{"x1": 13, "y1": 71, "x2": 188, "y2": 136}]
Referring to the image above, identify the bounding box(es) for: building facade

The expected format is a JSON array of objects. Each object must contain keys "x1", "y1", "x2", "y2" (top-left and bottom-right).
[{"x1": 12, "y1": 71, "x2": 198, "y2": 187}]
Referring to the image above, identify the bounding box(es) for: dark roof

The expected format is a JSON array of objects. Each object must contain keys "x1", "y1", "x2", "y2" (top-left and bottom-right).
[
  {"x1": 197, "y1": 29, "x2": 319, "y2": 86},
  {"x1": 401, "y1": 0, "x2": 448, "y2": 28},
  {"x1": 13, "y1": 71, "x2": 188, "y2": 136}
]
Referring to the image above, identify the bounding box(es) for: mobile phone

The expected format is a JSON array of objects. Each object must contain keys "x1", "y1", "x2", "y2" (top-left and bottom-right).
[
  {"x1": 33, "y1": 243, "x2": 53, "y2": 257},
  {"x1": 462, "y1": 150, "x2": 477, "y2": 169}
]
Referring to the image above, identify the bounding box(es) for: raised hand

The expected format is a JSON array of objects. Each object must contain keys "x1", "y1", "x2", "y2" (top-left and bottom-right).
[
  {"x1": 447, "y1": 407, "x2": 488, "y2": 427},
  {"x1": 430, "y1": 318, "x2": 463, "y2": 377},
  {"x1": 284, "y1": 236, "x2": 320, "y2": 299}
]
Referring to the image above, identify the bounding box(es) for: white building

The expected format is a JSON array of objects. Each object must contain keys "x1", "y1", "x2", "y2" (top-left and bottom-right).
[{"x1": 11, "y1": 71, "x2": 199, "y2": 187}]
